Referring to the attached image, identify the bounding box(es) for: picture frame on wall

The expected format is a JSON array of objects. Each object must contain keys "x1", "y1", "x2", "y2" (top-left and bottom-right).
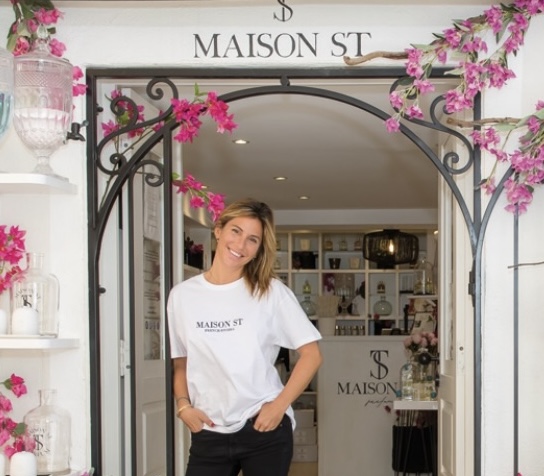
[{"x1": 411, "y1": 311, "x2": 436, "y2": 334}]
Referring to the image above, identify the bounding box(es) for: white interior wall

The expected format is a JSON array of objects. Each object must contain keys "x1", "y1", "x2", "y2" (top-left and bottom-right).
[{"x1": 0, "y1": 2, "x2": 541, "y2": 474}]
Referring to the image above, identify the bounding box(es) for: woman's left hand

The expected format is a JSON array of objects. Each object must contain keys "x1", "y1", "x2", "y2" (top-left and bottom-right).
[{"x1": 252, "y1": 402, "x2": 285, "y2": 432}]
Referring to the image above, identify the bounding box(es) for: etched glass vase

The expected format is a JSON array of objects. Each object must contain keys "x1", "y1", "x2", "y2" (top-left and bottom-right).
[
  {"x1": 13, "y1": 27, "x2": 73, "y2": 179},
  {"x1": 24, "y1": 389, "x2": 71, "y2": 475}
]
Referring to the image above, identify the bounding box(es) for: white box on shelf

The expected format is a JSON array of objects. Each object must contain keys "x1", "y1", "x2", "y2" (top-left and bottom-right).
[
  {"x1": 292, "y1": 444, "x2": 318, "y2": 462},
  {"x1": 294, "y1": 426, "x2": 317, "y2": 445},
  {"x1": 294, "y1": 409, "x2": 314, "y2": 428}
]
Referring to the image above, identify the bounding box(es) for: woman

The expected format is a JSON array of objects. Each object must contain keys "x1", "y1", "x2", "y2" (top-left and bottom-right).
[{"x1": 167, "y1": 198, "x2": 322, "y2": 476}]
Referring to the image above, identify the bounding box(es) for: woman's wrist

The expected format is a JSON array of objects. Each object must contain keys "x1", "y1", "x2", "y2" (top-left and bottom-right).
[
  {"x1": 176, "y1": 403, "x2": 192, "y2": 416},
  {"x1": 175, "y1": 395, "x2": 191, "y2": 405}
]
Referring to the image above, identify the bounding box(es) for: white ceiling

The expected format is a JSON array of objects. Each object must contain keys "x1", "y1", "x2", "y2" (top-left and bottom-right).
[{"x1": 177, "y1": 76, "x2": 458, "y2": 219}]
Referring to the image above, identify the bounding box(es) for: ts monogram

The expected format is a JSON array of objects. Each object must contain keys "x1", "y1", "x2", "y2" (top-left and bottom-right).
[
  {"x1": 273, "y1": 0, "x2": 293, "y2": 23},
  {"x1": 370, "y1": 350, "x2": 389, "y2": 379},
  {"x1": 197, "y1": 318, "x2": 244, "y2": 332}
]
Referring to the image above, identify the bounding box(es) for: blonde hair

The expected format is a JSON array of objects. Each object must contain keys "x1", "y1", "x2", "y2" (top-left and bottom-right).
[{"x1": 214, "y1": 198, "x2": 276, "y2": 298}]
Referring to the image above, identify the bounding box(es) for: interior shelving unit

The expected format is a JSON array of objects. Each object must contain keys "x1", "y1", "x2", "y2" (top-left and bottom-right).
[{"x1": 275, "y1": 230, "x2": 437, "y2": 335}]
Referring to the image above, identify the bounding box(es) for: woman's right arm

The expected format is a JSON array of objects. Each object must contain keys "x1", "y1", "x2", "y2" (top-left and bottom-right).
[{"x1": 172, "y1": 357, "x2": 215, "y2": 431}]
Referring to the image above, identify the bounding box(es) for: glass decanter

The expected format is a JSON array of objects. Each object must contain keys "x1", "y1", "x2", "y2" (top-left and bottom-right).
[
  {"x1": 13, "y1": 26, "x2": 73, "y2": 180},
  {"x1": 24, "y1": 389, "x2": 71, "y2": 475},
  {"x1": 10, "y1": 252, "x2": 60, "y2": 337},
  {"x1": 373, "y1": 295, "x2": 392, "y2": 316},
  {"x1": 0, "y1": 45, "x2": 14, "y2": 142}
]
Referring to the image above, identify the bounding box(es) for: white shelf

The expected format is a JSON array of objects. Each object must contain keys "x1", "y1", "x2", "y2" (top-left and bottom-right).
[
  {"x1": 393, "y1": 400, "x2": 438, "y2": 411},
  {"x1": 0, "y1": 173, "x2": 77, "y2": 194},
  {"x1": 0, "y1": 336, "x2": 79, "y2": 350}
]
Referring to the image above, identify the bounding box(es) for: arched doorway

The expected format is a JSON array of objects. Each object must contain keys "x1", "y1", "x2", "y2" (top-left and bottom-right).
[{"x1": 86, "y1": 67, "x2": 504, "y2": 476}]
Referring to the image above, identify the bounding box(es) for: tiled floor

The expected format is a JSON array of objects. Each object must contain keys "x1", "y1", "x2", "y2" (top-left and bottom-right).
[{"x1": 289, "y1": 462, "x2": 318, "y2": 476}]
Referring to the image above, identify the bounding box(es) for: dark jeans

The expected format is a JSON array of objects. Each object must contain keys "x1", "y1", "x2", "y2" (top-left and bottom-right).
[{"x1": 185, "y1": 414, "x2": 293, "y2": 476}]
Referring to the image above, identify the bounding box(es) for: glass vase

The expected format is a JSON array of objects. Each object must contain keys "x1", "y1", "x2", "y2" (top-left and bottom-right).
[
  {"x1": 373, "y1": 295, "x2": 392, "y2": 316},
  {"x1": 24, "y1": 389, "x2": 71, "y2": 475},
  {"x1": 0, "y1": 45, "x2": 14, "y2": 142},
  {"x1": 10, "y1": 252, "x2": 60, "y2": 337},
  {"x1": 300, "y1": 295, "x2": 317, "y2": 317},
  {"x1": 13, "y1": 27, "x2": 73, "y2": 180}
]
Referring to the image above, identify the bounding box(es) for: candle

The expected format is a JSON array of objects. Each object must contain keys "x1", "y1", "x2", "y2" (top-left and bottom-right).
[
  {"x1": 11, "y1": 307, "x2": 39, "y2": 335},
  {"x1": 0, "y1": 309, "x2": 7, "y2": 334},
  {"x1": 9, "y1": 451, "x2": 37, "y2": 476}
]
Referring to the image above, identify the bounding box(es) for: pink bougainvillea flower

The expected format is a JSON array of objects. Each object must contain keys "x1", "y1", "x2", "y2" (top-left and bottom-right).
[{"x1": 385, "y1": 117, "x2": 400, "y2": 133}]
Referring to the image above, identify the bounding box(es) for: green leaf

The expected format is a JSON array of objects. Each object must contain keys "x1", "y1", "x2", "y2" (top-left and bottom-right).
[{"x1": 12, "y1": 422, "x2": 27, "y2": 437}]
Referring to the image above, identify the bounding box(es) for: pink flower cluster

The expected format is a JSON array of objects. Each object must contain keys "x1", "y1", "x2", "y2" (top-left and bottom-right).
[
  {"x1": 384, "y1": 0, "x2": 544, "y2": 213},
  {"x1": 403, "y1": 331, "x2": 438, "y2": 356},
  {"x1": 0, "y1": 374, "x2": 35, "y2": 458},
  {"x1": 7, "y1": 1, "x2": 86, "y2": 98},
  {"x1": 100, "y1": 88, "x2": 233, "y2": 222},
  {"x1": 0, "y1": 225, "x2": 26, "y2": 296},
  {"x1": 172, "y1": 173, "x2": 226, "y2": 222},
  {"x1": 171, "y1": 91, "x2": 237, "y2": 143}
]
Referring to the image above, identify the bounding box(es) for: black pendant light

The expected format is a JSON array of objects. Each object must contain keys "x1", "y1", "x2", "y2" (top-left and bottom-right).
[{"x1": 363, "y1": 229, "x2": 419, "y2": 269}]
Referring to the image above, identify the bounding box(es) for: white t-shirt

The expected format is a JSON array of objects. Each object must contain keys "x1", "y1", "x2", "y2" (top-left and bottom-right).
[{"x1": 167, "y1": 275, "x2": 321, "y2": 433}]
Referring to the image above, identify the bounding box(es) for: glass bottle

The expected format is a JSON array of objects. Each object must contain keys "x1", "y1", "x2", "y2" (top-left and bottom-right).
[
  {"x1": 353, "y1": 236, "x2": 362, "y2": 251},
  {"x1": 10, "y1": 252, "x2": 60, "y2": 337},
  {"x1": 399, "y1": 360, "x2": 415, "y2": 400},
  {"x1": 339, "y1": 238, "x2": 347, "y2": 251},
  {"x1": 300, "y1": 280, "x2": 316, "y2": 317},
  {"x1": 373, "y1": 295, "x2": 392, "y2": 316},
  {"x1": 24, "y1": 389, "x2": 71, "y2": 475},
  {"x1": 413, "y1": 255, "x2": 434, "y2": 295},
  {"x1": 323, "y1": 236, "x2": 333, "y2": 251}
]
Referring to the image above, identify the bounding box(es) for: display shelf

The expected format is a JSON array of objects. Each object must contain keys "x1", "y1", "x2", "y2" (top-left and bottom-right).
[
  {"x1": 393, "y1": 400, "x2": 438, "y2": 411},
  {"x1": 277, "y1": 230, "x2": 437, "y2": 333},
  {"x1": 0, "y1": 173, "x2": 77, "y2": 194},
  {"x1": 0, "y1": 336, "x2": 79, "y2": 350}
]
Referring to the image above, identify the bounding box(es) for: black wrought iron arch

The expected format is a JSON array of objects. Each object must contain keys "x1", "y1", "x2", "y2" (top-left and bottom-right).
[{"x1": 86, "y1": 67, "x2": 515, "y2": 476}]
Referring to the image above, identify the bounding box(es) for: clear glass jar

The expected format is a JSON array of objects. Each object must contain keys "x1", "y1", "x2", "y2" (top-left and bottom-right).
[
  {"x1": 10, "y1": 252, "x2": 60, "y2": 337},
  {"x1": 24, "y1": 389, "x2": 71, "y2": 475},
  {"x1": 413, "y1": 256, "x2": 434, "y2": 295},
  {"x1": 13, "y1": 27, "x2": 73, "y2": 179},
  {"x1": 373, "y1": 295, "x2": 392, "y2": 316}
]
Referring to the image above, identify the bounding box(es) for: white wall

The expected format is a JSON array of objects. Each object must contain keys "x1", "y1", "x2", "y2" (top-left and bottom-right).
[{"x1": 1, "y1": 2, "x2": 541, "y2": 474}]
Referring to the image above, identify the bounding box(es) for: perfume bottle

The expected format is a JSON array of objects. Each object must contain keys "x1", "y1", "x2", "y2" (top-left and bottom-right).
[
  {"x1": 300, "y1": 280, "x2": 316, "y2": 317},
  {"x1": 24, "y1": 389, "x2": 71, "y2": 475},
  {"x1": 373, "y1": 295, "x2": 392, "y2": 316}
]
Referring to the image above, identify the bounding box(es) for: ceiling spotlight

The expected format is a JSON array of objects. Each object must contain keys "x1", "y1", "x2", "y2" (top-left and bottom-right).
[
  {"x1": 274, "y1": 176, "x2": 287, "y2": 181},
  {"x1": 233, "y1": 139, "x2": 249, "y2": 145},
  {"x1": 299, "y1": 195, "x2": 310, "y2": 200}
]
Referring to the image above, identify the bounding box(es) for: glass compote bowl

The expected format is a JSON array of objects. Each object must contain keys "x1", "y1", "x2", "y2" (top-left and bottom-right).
[
  {"x1": 13, "y1": 29, "x2": 73, "y2": 180},
  {"x1": 0, "y1": 46, "x2": 14, "y2": 142}
]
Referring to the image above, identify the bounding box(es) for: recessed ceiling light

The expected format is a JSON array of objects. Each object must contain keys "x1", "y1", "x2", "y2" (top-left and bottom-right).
[
  {"x1": 274, "y1": 176, "x2": 287, "y2": 181},
  {"x1": 233, "y1": 139, "x2": 249, "y2": 145},
  {"x1": 299, "y1": 195, "x2": 310, "y2": 200}
]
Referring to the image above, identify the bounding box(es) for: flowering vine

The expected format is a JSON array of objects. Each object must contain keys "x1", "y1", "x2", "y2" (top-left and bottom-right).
[
  {"x1": 0, "y1": 374, "x2": 35, "y2": 457},
  {"x1": 101, "y1": 85, "x2": 235, "y2": 220},
  {"x1": 0, "y1": 225, "x2": 26, "y2": 296},
  {"x1": 345, "y1": 0, "x2": 544, "y2": 214},
  {"x1": 7, "y1": 0, "x2": 86, "y2": 97}
]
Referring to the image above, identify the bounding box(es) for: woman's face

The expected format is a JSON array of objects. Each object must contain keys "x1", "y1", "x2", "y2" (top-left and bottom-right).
[{"x1": 214, "y1": 216, "x2": 263, "y2": 271}]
